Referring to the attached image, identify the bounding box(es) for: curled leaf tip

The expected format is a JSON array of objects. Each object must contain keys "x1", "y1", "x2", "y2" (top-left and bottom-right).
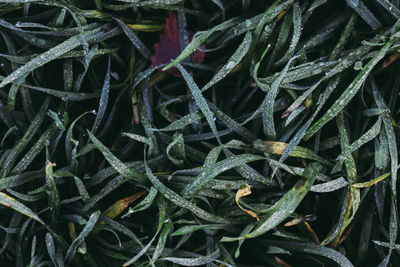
[{"x1": 235, "y1": 183, "x2": 260, "y2": 221}]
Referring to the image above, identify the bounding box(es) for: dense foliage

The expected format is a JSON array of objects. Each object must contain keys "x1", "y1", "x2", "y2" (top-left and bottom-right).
[{"x1": 1, "y1": 0, "x2": 400, "y2": 266}]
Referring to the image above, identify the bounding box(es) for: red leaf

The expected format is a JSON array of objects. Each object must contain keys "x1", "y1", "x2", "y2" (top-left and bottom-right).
[{"x1": 150, "y1": 11, "x2": 206, "y2": 77}]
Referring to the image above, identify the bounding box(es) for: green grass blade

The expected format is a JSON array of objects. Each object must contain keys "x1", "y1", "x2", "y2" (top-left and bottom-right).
[
  {"x1": 182, "y1": 154, "x2": 264, "y2": 198},
  {"x1": 304, "y1": 37, "x2": 393, "y2": 140},
  {"x1": 263, "y1": 56, "x2": 296, "y2": 139},
  {"x1": 153, "y1": 112, "x2": 203, "y2": 132},
  {"x1": 202, "y1": 31, "x2": 252, "y2": 91},
  {"x1": 274, "y1": 1, "x2": 302, "y2": 66},
  {"x1": 122, "y1": 132, "x2": 149, "y2": 145},
  {"x1": 0, "y1": 171, "x2": 42, "y2": 191},
  {"x1": 87, "y1": 130, "x2": 146, "y2": 183},
  {"x1": 91, "y1": 56, "x2": 110, "y2": 134},
  {"x1": 11, "y1": 123, "x2": 58, "y2": 175},
  {"x1": 0, "y1": 27, "x2": 103, "y2": 88},
  {"x1": 310, "y1": 177, "x2": 348, "y2": 193},
  {"x1": 65, "y1": 210, "x2": 101, "y2": 263},
  {"x1": 176, "y1": 64, "x2": 221, "y2": 144},
  {"x1": 172, "y1": 224, "x2": 225, "y2": 236},
  {"x1": 166, "y1": 133, "x2": 185, "y2": 166},
  {"x1": 160, "y1": 248, "x2": 220, "y2": 266},
  {"x1": 7, "y1": 74, "x2": 27, "y2": 111},
  {"x1": 122, "y1": 186, "x2": 157, "y2": 218},
  {"x1": 45, "y1": 232, "x2": 57, "y2": 266},
  {"x1": 336, "y1": 116, "x2": 382, "y2": 163},
  {"x1": 114, "y1": 18, "x2": 151, "y2": 59},
  {"x1": 1, "y1": 97, "x2": 49, "y2": 177},
  {"x1": 151, "y1": 222, "x2": 173, "y2": 262},
  {"x1": 163, "y1": 18, "x2": 240, "y2": 70},
  {"x1": 0, "y1": 192, "x2": 45, "y2": 226},
  {"x1": 253, "y1": 140, "x2": 332, "y2": 166},
  {"x1": 269, "y1": 240, "x2": 354, "y2": 266},
  {"x1": 144, "y1": 154, "x2": 229, "y2": 224},
  {"x1": 346, "y1": 0, "x2": 381, "y2": 30},
  {"x1": 221, "y1": 163, "x2": 321, "y2": 241},
  {"x1": 335, "y1": 111, "x2": 358, "y2": 180},
  {"x1": 21, "y1": 84, "x2": 101, "y2": 101},
  {"x1": 372, "y1": 79, "x2": 398, "y2": 264},
  {"x1": 208, "y1": 101, "x2": 256, "y2": 142}
]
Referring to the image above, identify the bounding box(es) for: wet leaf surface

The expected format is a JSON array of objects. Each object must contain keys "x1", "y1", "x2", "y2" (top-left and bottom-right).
[{"x1": 0, "y1": 1, "x2": 399, "y2": 266}]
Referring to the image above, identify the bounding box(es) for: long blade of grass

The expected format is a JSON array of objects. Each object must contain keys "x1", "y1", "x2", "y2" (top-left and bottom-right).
[
  {"x1": 65, "y1": 210, "x2": 101, "y2": 263},
  {"x1": 176, "y1": 64, "x2": 221, "y2": 144},
  {"x1": 1, "y1": 97, "x2": 49, "y2": 176},
  {"x1": 114, "y1": 18, "x2": 151, "y2": 59},
  {"x1": 91, "y1": 56, "x2": 111, "y2": 134},
  {"x1": 144, "y1": 152, "x2": 229, "y2": 224},
  {"x1": 263, "y1": 56, "x2": 296, "y2": 139},
  {"x1": 172, "y1": 224, "x2": 226, "y2": 236},
  {"x1": 346, "y1": 0, "x2": 381, "y2": 30},
  {"x1": 182, "y1": 154, "x2": 264, "y2": 198},
  {"x1": 304, "y1": 37, "x2": 393, "y2": 140},
  {"x1": 0, "y1": 27, "x2": 103, "y2": 88},
  {"x1": 336, "y1": 116, "x2": 382, "y2": 162},
  {"x1": 202, "y1": 31, "x2": 252, "y2": 91},
  {"x1": 153, "y1": 112, "x2": 203, "y2": 131},
  {"x1": 221, "y1": 163, "x2": 321, "y2": 241},
  {"x1": 163, "y1": 18, "x2": 240, "y2": 70},
  {"x1": 0, "y1": 192, "x2": 45, "y2": 226},
  {"x1": 87, "y1": 130, "x2": 146, "y2": 183},
  {"x1": 160, "y1": 248, "x2": 220, "y2": 266},
  {"x1": 310, "y1": 177, "x2": 348, "y2": 193},
  {"x1": 267, "y1": 240, "x2": 354, "y2": 266},
  {"x1": 372, "y1": 79, "x2": 398, "y2": 265}
]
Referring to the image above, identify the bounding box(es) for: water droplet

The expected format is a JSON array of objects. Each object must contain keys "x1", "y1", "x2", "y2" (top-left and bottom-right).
[
  {"x1": 354, "y1": 61, "x2": 363, "y2": 70},
  {"x1": 226, "y1": 61, "x2": 236, "y2": 69},
  {"x1": 15, "y1": 21, "x2": 22, "y2": 27},
  {"x1": 111, "y1": 72, "x2": 120, "y2": 80},
  {"x1": 61, "y1": 96, "x2": 69, "y2": 102},
  {"x1": 245, "y1": 19, "x2": 252, "y2": 27}
]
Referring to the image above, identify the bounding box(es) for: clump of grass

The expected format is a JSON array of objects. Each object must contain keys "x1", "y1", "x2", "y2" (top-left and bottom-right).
[{"x1": 0, "y1": 0, "x2": 400, "y2": 266}]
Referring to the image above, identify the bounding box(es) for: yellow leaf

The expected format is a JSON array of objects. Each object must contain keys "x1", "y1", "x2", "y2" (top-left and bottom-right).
[
  {"x1": 103, "y1": 190, "x2": 146, "y2": 219},
  {"x1": 127, "y1": 24, "x2": 163, "y2": 32},
  {"x1": 283, "y1": 218, "x2": 302, "y2": 227},
  {"x1": 235, "y1": 184, "x2": 259, "y2": 221},
  {"x1": 69, "y1": 221, "x2": 77, "y2": 241},
  {"x1": 352, "y1": 172, "x2": 390, "y2": 188}
]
